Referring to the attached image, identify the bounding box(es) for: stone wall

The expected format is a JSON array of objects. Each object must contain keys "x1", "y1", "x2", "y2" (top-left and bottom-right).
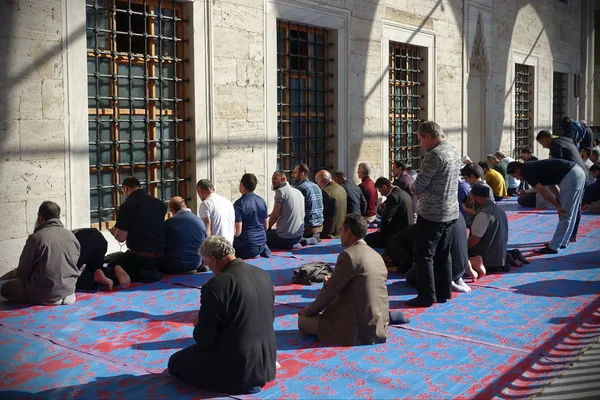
[{"x1": 0, "y1": 0, "x2": 67, "y2": 274}]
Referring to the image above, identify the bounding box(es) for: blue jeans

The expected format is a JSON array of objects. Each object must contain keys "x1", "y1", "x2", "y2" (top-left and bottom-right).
[{"x1": 549, "y1": 166, "x2": 586, "y2": 251}]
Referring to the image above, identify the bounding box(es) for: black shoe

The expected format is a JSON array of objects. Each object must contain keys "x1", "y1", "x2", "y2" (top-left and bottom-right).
[
  {"x1": 505, "y1": 252, "x2": 521, "y2": 267},
  {"x1": 196, "y1": 264, "x2": 210, "y2": 273},
  {"x1": 560, "y1": 245, "x2": 567, "y2": 249},
  {"x1": 510, "y1": 249, "x2": 530, "y2": 264},
  {"x1": 405, "y1": 296, "x2": 434, "y2": 307},
  {"x1": 534, "y1": 246, "x2": 558, "y2": 255}
]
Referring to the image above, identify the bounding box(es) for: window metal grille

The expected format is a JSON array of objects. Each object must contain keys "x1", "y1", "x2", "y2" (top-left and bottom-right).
[
  {"x1": 86, "y1": 0, "x2": 188, "y2": 228},
  {"x1": 514, "y1": 64, "x2": 534, "y2": 157},
  {"x1": 276, "y1": 20, "x2": 333, "y2": 179},
  {"x1": 389, "y1": 41, "x2": 423, "y2": 176},
  {"x1": 552, "y1": 71, "x2": 567, "y2": 136}
]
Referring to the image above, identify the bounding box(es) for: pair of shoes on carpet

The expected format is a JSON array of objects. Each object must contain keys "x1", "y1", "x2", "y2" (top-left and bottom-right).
[
  {"x1": 534, "y1": 246, "x2": 558, "y2": 255},
  {"x1": 508, "y1": 249, "x2": 529, "y2": 264},
  {"x1": 389, "y1": 310, "x2": 410, "y2": 324},
  {"x1": 506, "y1": 252, "x2": 523, "y2": 267},
  {"x1": 405, "y1": 295, "x2": 450, "y2": 307},
  {"x1": 451, "y1": 278, "x2": 471, "y2": 293}
]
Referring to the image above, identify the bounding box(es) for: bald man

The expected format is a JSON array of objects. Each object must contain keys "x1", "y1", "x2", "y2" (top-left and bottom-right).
[
  {"x1": 163, "y1": 196, "x2": 207, "y2": 273},
  {"x1": 316, "y1": 170, "x2": 348, "y2": 239}
]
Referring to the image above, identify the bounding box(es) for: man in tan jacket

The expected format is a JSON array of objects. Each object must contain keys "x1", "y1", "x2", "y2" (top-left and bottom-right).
[{"x1": 298, "y1": 214, "x2": 390, "y2": 345}]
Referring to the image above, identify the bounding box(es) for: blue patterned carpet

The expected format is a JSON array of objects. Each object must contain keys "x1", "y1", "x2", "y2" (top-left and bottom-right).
[{"x1": 1, "y1": 198, "x2": 599, "y2": 399}]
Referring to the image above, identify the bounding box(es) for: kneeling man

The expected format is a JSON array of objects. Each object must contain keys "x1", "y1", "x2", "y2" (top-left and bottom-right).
[
  {"x1": 467, "y1": 183, "x2": 509, "y2": 273},
  {"x1": 1, "y1": 201, "x2": 80, "y2": 305},
  {"x1": 298, "y1": 214, "x2": 390, "y2": 345},
  {"x1": 168, "y1": 236, "x2": 276, "y2": 394}
]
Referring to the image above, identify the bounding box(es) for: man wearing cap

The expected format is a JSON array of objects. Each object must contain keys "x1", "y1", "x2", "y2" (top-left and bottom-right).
[
  {"x1": 507, "y1": 159, "x2": 586, "y2": 254},
  {"x1": 467, "y1": 183, "x2": 509, "y2": 272}
]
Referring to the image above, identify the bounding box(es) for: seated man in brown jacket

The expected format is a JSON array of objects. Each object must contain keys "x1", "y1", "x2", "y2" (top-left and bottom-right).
[
  {"x1": 298, "y1": 214, "x2": 390, "y2": 345},
  {"x1": 1, "y1": 201, "x2": 80, "y2": 305}
]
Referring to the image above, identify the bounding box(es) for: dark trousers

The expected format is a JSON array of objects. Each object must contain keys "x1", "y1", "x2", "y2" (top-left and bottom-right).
[
  {"x1": 168, "y1": 345, "x2": 258, "y2": 395},
  {"x1": 414, "y1": 216, "x2": 456, "y2": 303},
  {"x1": 387, "y1": 225, "x2": 416, "y2": 273},
  {"x1": 266, "y1": 230, "x2": 301, "y2": 250},
  {"x1": 517, "y1": 192, "x2": 536, "y2": 208},
  {"x1": 107, "y1": 251, "x2": 164, "y2": 283},
  {"x1": 365, "y1": 231, "x2": 393, "y2": 249},
  {"x1": 233, "y1": 238, "x2": 273, "y2": 259},
  {"x1": 73, "y1": 228, "x2": 109, "y2": 290}
]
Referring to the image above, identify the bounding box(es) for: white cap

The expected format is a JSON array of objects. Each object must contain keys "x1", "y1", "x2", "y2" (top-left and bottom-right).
[{"x1": 461, "y1": 156, "x2": 472, "y2": 163}]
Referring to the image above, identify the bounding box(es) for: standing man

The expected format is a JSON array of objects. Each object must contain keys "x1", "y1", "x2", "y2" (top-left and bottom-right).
[
  {"x1": 315, "y1": 170, "x2": 347, "y2": 239},
  {"x1": 233, "y1": 173, "x2": 271, "y2": 259},
  {"x1": 197, "y1": 179, "x2": 236, "y2": 244},
  {"x1": 536, "y1": 130, "x2": 589, "y2": 243},
  {"x1": 267, "y1": 171, "x2": 305, "y2": 249},
  {"x1": 332, "y1": 171, "x2": 367, "y2": 216},
  {"x1": 507, "y1": 159, "x2": 586, "y2": 254},
  {"x1": 292, "y1": 164, "x2": 324, "y2": 239},
  {"x1": 357, "y1": 163, "x2": 378, "y2": 223},
  {"x1": 168, "y1": 236, "x2": 276, "y2": 394},
  {"x1": 108, "y1": 177, "x2": 167, "y2": 284},
  {"x1": 164, "y1": 196, "x2": 207, "y2": 273},
  {"x1": 407, "y1": 121, "x2": 460, "y2": 307},
  {"x1": 298, "y1": 214, "x2": 389, "y2": 346},
  {"x1": 365, "y1": 177, "x2": 413, "y2": 249}
]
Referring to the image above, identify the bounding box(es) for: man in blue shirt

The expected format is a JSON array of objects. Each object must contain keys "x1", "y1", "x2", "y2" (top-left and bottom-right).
[
  {"x1": 164, "y1": 196, "x2": 207, "y2": 273},
  {"x1": 233, "y1": 173, "x2": 272, "y2": 259},
  {"x1": 292, "y1": 163, "x2": 324, "y2": 239}
]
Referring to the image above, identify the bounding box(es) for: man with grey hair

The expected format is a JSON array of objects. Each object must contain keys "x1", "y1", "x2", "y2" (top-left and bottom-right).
[
  {"x1": 486, "y1": 154, "x2": 507, "y2": 181},
  {"x1": 407, "y1": 121, "x2": 460, "y2": 307},
  {"x1": 316, "y1": 170, "x2": 347, "y2": 238},
  {"x1": 357, "y1": 162, "x2": 378, "y2": 223},
  {"x1": 168, "y1": 236, "x2": 276, "y2": 394}
]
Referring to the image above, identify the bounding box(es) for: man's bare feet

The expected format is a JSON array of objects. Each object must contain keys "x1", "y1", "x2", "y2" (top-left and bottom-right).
[
  {"x1": 466, "y1": 260, "x2": 478, "y2": 281},
  {"x1": 470, "y1": 256, "x2": 487, "y2": 277},
  {"x1": 93, "y1": 269, "x2": 114, "y2": 291},
  {"x1": 113, "y1": 265, "x2": 131, "y2": 289}
]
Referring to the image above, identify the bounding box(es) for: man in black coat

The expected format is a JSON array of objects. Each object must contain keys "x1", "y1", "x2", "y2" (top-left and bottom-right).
[
  {"x1": 365, "y1": 177, "x2": 413, "y2": 248},
  {"x1": 168, "y1": 236, "x2": 276, "y2": 395},
  {"x1": 333, "y1": 170, "x2": 367, "y2": 216}
]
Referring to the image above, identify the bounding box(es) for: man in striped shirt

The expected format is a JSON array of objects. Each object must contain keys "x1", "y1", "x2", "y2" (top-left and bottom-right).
[
  {"x1": 407, "y1": 121, "x2": 460, "y2": 308},
  {"x1": 293, "y1": 164, "x2": 324, "y2": 239}
]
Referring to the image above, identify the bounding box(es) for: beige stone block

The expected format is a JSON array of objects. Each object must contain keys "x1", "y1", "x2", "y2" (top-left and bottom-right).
[
  {"x1": 25, "y1": 196, "x2": 66, "y2": 235},
  {"x1": 214, "y1": 27, "x2": 250, "y2": 60},
  {"x1": 214, "y1": 3, "x2": 263, "y2": 34},
  {"x1": 0, "y1": 160, "x2": 66, "y2": 203},
  {"x1": 0, "y1": 36, "x2": 63, "y2": 82},
  {"x1": 17, "y1": 80, "x2": 43, "y2": 120},
  {"x1": 351, "y1": 16, "x2": 381, "y2": 40},
  {"x1": 236, "y1": 60, "x2": 264, "y2": 88},
  {"x1": 0, "y1": 202, "x2": 27, "y2": 241},
  {"x1": 348, "y1": 1, "x2": 382, "y2": 21},
  {"x1": 0, "y1": 237, "x2": 27, "y2": 276},
  {"x1": 351, "y1": 37, "x2": 381, "y2": 56},
  {"x1": 213, "y1": 57, "x2": 237, "y2": 86},
  {"x1": 3, "y1": 0, "x2": 63, "y2": 41},
  {"x1": 214, "y1": 85, "x2": 247, "y2": 119},
  {"x1": 42, "y1": 79, "x2": 64, "y2": 119},
  {"x1": 20, "y1": 119, "x2": 65, "y2": 161},
  {"x1": 0, "y1": 120, "x2": 20, "y2": 162},
  {"x1": 246, "y1": 87, "x2": 264, "y2": 122},
  {"x1": 217, "y1": 0, "x2": 263, "y2": 10},
  {"x1": 248, "y1": 33, "x2": 264, "y2": 61}
]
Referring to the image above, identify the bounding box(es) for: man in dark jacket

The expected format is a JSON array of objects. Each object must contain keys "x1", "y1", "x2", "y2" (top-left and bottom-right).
[
  {"x1": 168, "y1": 236, "x2": 276, "y2": 395},
  {"x1": 1, "y1": 201, "x2": 80, "y2": 305},
  {"x1": 365, "y1": 177, "x2": 413, "y2": 248},
  {"x1": 333, "y1": 170, "x2": 367, "y2": 216},
  {"x1": 316, "y1": 170, "x2": 347, "y2": 239}
]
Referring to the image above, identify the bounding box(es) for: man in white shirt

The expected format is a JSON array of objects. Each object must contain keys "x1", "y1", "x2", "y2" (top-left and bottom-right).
[{"x1": 196, "y1": 179, "x2": 236, "y2": 244}]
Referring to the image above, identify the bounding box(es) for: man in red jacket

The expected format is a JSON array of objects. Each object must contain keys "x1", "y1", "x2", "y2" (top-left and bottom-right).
[{"x1": 358, "y1": 162, "x2": 378, "y2": 223}]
